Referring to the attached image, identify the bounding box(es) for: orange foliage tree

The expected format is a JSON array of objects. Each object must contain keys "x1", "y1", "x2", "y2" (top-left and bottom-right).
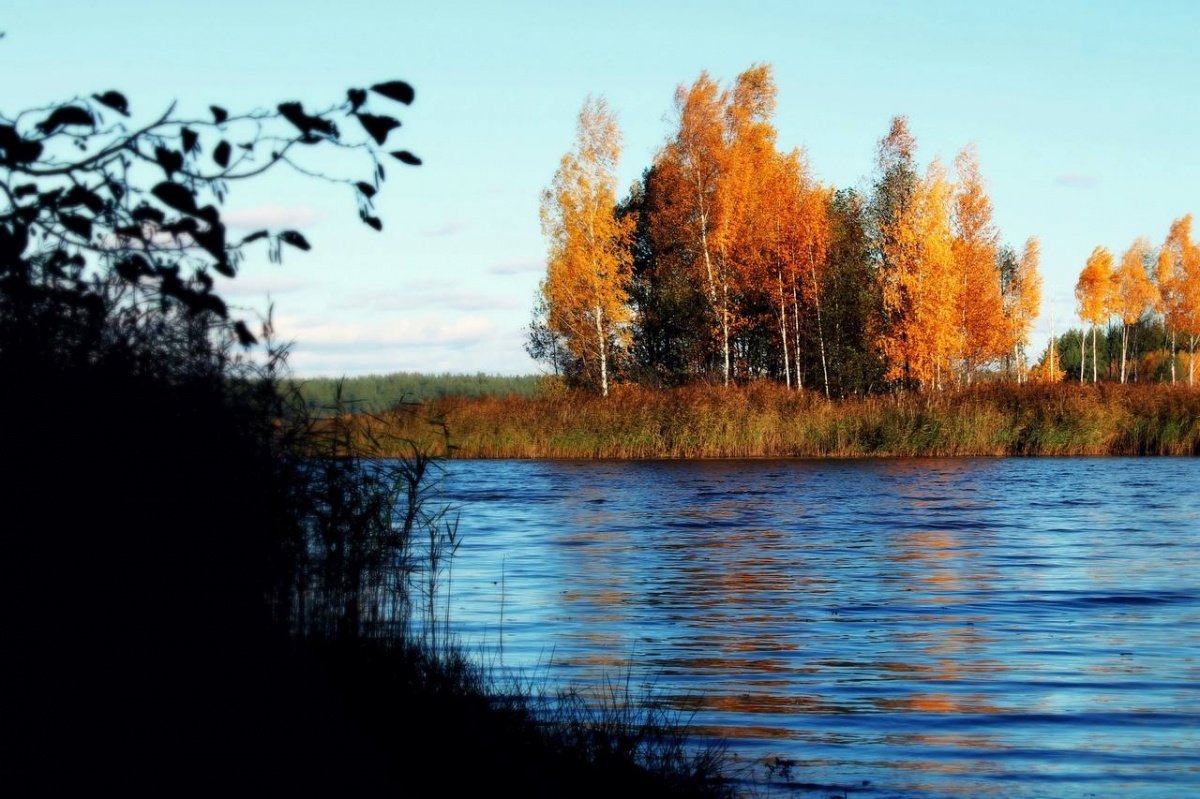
[
  {"x1": 878, "y1": 156, "x2": 959, "y2": 390},
  {"x1": 1157, "y1": 214, "x2": 1200, "y2": 385},
  {"x1": 539, "y1": 96, "x2": 634, "y2": 397},
  {"x1": 721, "y1": 64, "x2": 782, "y2": 381},
  {"x1": 787, "y1": 160, "x2": 833, "y2": 395},
  {"x1": 951, "y1": 145, "x2": 1006, "y2": 382},
  {"x1": 1004, "y1": 236, "x2": 1042, "y2": 383},
  {"x1": 1075, "y1": 246, "x2": 1113, "y2": 383},
  {"x1": 1110, "y1": 236, "x2": 1158, "y2": 383},
  {"x1": 651, "y1": 72, "x2": 731, "y2": 383}
]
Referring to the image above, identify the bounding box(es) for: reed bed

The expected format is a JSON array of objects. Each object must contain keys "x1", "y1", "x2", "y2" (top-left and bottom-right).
[{"x1": 364, "y1": 382, "x2": 1200, "y2": 459}]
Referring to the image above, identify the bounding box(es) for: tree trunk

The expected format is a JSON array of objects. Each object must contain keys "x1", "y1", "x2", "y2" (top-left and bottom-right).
[
  {"x1": 1079, "y1": 329, "x2": 1087, "y2": 383},
  {"x1": 809, "y1": 258, "x2": 830, "y2": 398},
  {"x1": 1190, "y1": 333, "x2": 1197, "y2": 387},
  {"x1": 1092, "y1": 325, "x2": 1099, "y2": 383},
  {"x1": 721, "y1": 281, "x2": 730, "y2": 385},
  {"x1": 777, "y1": 269, "x2": 790, "y2": 389},
  {"x1": 1113, "y1": 323, "x2": 1123, "y2": 386},
  {"x1": 792, "y1": 283, "x2": 803, "y2": 390},
  {"x1": 1170, "y1": 329, "x2": 1176, "y2": 384},
  {"x1": 595, "y1": 305, "x2": 608, "y2": 398}
]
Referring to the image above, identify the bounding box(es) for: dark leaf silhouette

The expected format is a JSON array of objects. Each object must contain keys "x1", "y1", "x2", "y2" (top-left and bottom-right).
[
  {"x1": 355, "y1": 113, "x2": 399, "y2": 145},
  {"x1": 279, "y1": 102, "x2": 337, "y2": 138},
  {"x1": 36, "y1": 105, "x2": 94, "y2": 135},
  {"x1": 155, "y1": 146, "x2": 184, "y2": 176},
  {"x1": 14, "y1": 184, "x2": 38, "y2": 198},
  {"x1": 213, "y1": 140, "x2": 231, "y2": 168},
  {"x1": 239, "y1": 230, "x2": 269, "y2": 245},
  {"x1": 362, "y1": 214, "x2": 383, "y2": 231},
  {"x1": 370, "y1": 81, "x2": 415, "y2": 105},
  {"x1": 211, "y1": 254, "x2": 235, "y2": 278},
  {"x1": 196, "y1": 205, "x2": 220, "y2": 226},
  {"x1": 92, "y1": 91, "x2": 130, "y2": 116},
  {"x1": 210, "y1": 105, "x2": 228, "y2": 124},
  {"x1": 356, "y1": 181, "x2": 376, "y2": 198},
  {"x1": 114, "y1": 254, "x2": 152, "y2": 281},
  {"x1": 114, "y1": 224, "x2": 146, "y2": 239},
  {"x1": 162, "y1": 217, "x2": 199, "y2": 237},
  {"x1": 198, "y1": 291, "x2": 228, "y2": 317},
  {"x1": 63, "y1": 185, "x2": 105, "y2": 213},
  {"x1": 0, "y1": 125, "x2": 44, "y2": 164},
  {"x1": 390, "y1": 150, "x2": 422, "y2": 166},
  {"x1": 234, "y1": 320, "x2": 257, "y2": 347},
  {"x1": 131, "y1": 204, "x2": 166, "y2": 225},
  {"x1": 151, "y1": 181, "x2": 198, "y2": 215},
  {"x1": 347, "y1": 88, "x2": 367, "y2": 112},
  {"x1": 193, "y1": 222, "x2": 227, "y2": 259},
  {"x1": 60, "y1": 213, "x2": 93, "y2": 240},
  {"x1": 278, "y1": 102, "x2": 311, "y2": 134},
  {"x1": 279, "y1": 230, "x2": 311, "y2": 251},
  {"x1": 181, "y1": 127, "x2": 198, "y2": 154}
]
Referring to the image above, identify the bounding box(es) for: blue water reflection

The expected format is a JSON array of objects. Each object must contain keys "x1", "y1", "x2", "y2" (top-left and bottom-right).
[{"x1": 442, "y1": 458, "x2": 1200, "y2": 798}]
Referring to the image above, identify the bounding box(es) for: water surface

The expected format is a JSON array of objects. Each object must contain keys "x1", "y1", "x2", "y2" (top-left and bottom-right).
[{"x1": 440, "y1": 458, "x2": 1199, "y2": 798}]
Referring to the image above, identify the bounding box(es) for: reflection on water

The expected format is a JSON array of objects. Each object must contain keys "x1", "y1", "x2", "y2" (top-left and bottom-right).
[{"x1": 444, "y1": 458, "x2": 1200, "y2": 798}]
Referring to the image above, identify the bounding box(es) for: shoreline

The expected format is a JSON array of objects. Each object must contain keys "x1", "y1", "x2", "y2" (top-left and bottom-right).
[{"x1": 334, "y1": 382, "x2": 1200, "y2": 460}]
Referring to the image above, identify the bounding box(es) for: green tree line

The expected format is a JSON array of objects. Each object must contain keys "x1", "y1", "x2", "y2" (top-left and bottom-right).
[{"x1": 289, "y1": 371, "x2": 541, "y2": 413}]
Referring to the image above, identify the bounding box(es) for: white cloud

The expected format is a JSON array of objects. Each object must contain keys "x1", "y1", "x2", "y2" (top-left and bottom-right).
[
  {"x1": 273, "y1": 313, "x2": 495, "y2": 349},
  {"x1": 223, "y1": 204, "x2": 323, "y2": 229},
  {"x1": 1054, "y1": 173, "x2": 1097, "y2": 190},
  {"x1": 490, "y1": 258, "x2": 544, "y2": 275},
  {"x1": 217, "y1": 275, "x2": 312, "y2": 298},
  {"x1": 333, "y1": 288, "x2": 521, "y2": 312}
]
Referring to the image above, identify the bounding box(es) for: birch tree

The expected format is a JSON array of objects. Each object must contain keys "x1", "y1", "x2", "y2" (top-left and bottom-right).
[
  {"x1": 951, "y1": 145, "x2": 1005, "y2": 382},
  {"x1": 1075, "y1": 246, "x2": 1113, "y2": 382},
  {"x1": 539, "y1": 96, "x2": 634, "y2": 397},
  {"x1": 1110, "y1": 236, "x2": 1158, "y2": 383},
  {"x1": 1157, "y1": 214, "x2": 1200, "y2": 385},
  {"x1": 1005, "y1": 236, "x2": 1042, "y2": 383},
  {"x1": 879, "y1": 157, "x2": 958, "y2": 390}
]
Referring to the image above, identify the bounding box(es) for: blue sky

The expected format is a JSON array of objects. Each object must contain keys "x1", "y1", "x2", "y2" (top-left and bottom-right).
[{"x1": 4, "y1": 0, "x2": 1197, "y2": 376}]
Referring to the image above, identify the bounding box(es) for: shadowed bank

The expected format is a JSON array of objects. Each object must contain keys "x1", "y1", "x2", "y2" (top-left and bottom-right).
[{"x1": 2, "y1": 79, "x2": 734, "y2": 796}]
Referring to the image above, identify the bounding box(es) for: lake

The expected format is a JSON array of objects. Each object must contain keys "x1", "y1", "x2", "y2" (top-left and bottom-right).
[{"x1": 437, "y1": 458, "x2": 1199, "y2": 798}]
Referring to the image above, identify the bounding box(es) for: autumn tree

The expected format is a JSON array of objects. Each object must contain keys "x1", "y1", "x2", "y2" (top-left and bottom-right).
[
  {"x1": 1003, "y1": 236, "x2": 1042, "y2": 383},
  {"x1": 538, "y1": 96, "x2": 634, "y2": 397},
  {"x1": 622, "y1": 168, "x2": 713, "y2": 383},
  {"x1": 1075, "y1": 246, "x2": 1113, "y2": 382},
  {"x1": 871, "y1": 116, "x2": 921, "y2": 387},
  {"x1": 1157, "y1": 214, "x2": 1200, "y2": 385},
  {"x1": 873, "y1": 116, "x2": 958, "y2": 391},
  {"x1": 950, "y1": 145, "x2": 1006, "y2": 382},
  {"x1": 778, "y1": 153, "x2": 833, "y2": 394},
  {"x1": 720, "y1": 64, "x2": 781, "y2": 381},
  {"x1": 651, "y1": 72, "x2": 729, "y2": 383},
  {"x1": 1110, "y1": 236, "x2": 1158, "y2": 383}
]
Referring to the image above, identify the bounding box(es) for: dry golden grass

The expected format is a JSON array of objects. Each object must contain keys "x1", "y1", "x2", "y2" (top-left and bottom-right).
[{"x1": 362, "y1": 382, "x2": 1200, "y2": 459}]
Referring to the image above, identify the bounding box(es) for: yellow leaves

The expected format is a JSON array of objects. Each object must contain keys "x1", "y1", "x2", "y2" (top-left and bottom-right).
[
  {"x1": 1076, "y1": 246, "x2": 1114, "y2": 326},
  {"x1": 1160, "y1": 214, "x2": 1200, "y2": 338},
  {"x1": 1112, "y1": 236, "x2": 1158, "y2": 325},
  {"x1": 951, "y1": 144, "x2": 1005, "y2": 376},
  {"x1": 539, "y1": 96, "x2": 634, "y2": 394},
  {"x1": 1012, "y1": 236, "x2": 1043, "y2": 349},
  {"x1": 879, "y1": 156, "x2": 959, "y2": 389}
]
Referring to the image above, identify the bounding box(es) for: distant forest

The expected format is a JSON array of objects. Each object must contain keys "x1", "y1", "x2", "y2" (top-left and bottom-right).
[{"x1": 287, "y1": 372, "x2": 540, "y2": 413}]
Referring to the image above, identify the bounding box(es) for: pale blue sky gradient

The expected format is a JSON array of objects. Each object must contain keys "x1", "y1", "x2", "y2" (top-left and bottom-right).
[{"x1": 4, "y1": 1, "x2": 1196, "y2": 376}]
